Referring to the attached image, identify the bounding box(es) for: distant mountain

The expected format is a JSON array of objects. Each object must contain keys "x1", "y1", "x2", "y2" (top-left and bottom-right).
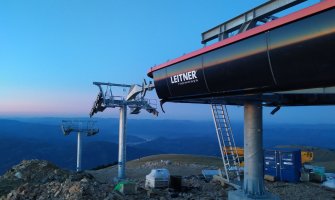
[
  {"x1": 0, "y1": 136, "x2": 161, "y2": 174},
  {"x1": 263, "y1": 123, "x2": 335, "y2": 149},
  {"x1": 0, "y1": 119, "x2": 62, "y2": 140},
  {"x1": 10, "y1": 117, "x2": 217, "y2": 139},
  {"x1": 0, "y1": 119, "x2": 146, "y2": 144},
  {"x1": 1, "y1": 117, "x2": 335, "y2": 175}
]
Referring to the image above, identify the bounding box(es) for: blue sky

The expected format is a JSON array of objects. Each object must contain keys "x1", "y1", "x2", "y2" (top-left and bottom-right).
[{"x1": 1, "y1": 0, "x2": 334, "y2": 124}]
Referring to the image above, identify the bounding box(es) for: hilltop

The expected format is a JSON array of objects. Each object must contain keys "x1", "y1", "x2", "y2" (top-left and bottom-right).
[
  {"x1": 1, "y1": 154, "x2": 335, "y2": 200},
  {"x1": 88, "y1": 154, "x2": 223, "y2": 182}
]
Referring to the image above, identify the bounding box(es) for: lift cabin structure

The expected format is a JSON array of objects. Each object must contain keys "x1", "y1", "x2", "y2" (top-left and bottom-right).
[{"x1": 147, "y1": 0, "x2": 335, "y2": 200}]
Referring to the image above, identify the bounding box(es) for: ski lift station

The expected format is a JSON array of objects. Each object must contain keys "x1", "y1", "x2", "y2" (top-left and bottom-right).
[
  {"x1": 85, "y1": 0, "x2": 335, "y2": 199},
  {"x1": 146, "y1": 0, "x2": 335, "y2": 199}
]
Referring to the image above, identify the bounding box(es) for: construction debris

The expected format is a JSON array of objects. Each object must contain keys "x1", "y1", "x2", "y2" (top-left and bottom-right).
[
  {"x1": 323, "y1": 180, "x2": 335, "y2": 190},
  {"x1": 169, "y1": 175, "x2": 182, "y2": 191},
  {"x1": 300, "y1": 171, "x2": 310, "y2": 182},
  {"x1": 114, "y1": 181, "x2": 137, "y2": 195},
  {"x1": 202, "y1": 169, "x2": 221, "y2": 181},
  {"x1": 211, "y1": 175, "x2": 226, "y2": 187},
  {"x1": 145, "y1": 168, "x2": 170, "y2": 189},
  {"x1": 310, "y1": 173, "x2": 326, "y2": 183},
  {"x1": 264, "y1": 174, "x2": 276, "y2": 182}
]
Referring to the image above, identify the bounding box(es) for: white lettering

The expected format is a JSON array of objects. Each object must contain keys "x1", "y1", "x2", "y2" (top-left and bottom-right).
[
  {"x1": 187, "y1": 72, "x2": 192, "y2": 80},
  {"x1": 192, "y1": 71, "x2": 197, "y2": 79},
  {"x1": 174, "y1": 75, "x2": 178, "y2": 83},
  {"x1": 183, "y1": 73, "x2": 189, "y2": 81},
  {"x1": 182, "y1": 73, "x2": 189, "y2": 81},
  {"x1": 170, "y1": 76, "x2": 175, "y2": 84},
  {"x1": 178, "y1": 74, "x2": 183, "y2": 81},
  {"x1": 170, "y1": 70, "x2": 199, "y2": 84}
]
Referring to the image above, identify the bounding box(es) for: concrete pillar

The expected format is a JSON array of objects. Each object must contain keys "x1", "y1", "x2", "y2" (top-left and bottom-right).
[
  {"x1": 118, "y1": 104, "x2": 127, "y2": 180},
  {"x1": 76, "y1": 132, "x2": 82, "y2": 172},
  {"x1": 243, "y1": 102, "x2": 264, "y2": 196},
  {"x1": 229, "y1": 102, "x2": 278, "y2": 200}
]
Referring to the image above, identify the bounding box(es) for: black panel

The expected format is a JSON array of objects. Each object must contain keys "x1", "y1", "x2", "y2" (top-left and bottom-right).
[
  {"x1": 269, "y1": 8, "x2": 335, "y2": 89},
  {"x1": 166, "y1": 56, "x2": 209, "y2": 97},
  {"x1": 152, "y1": 69, "x2": 171, "y2": 99},
  {"x1": 203, "y1": 33, "x2": 274, "y2": 93}
]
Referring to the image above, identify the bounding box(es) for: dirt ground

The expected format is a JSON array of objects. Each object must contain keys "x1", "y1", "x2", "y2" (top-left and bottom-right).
[
  {"x1": 88, "y1": 154, "x2": 223, "y2": 182},
  {"x1": 3, "y1": 155, "x2": 335, "y2": 200},
  {"x1": 87, "y1": 154, "x2": 335, "y2": 200}
]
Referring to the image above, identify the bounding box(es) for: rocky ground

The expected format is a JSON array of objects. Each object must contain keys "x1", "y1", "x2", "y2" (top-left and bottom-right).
[
  {"x1": 0, "y1": 160, "x2": 114, "y2": 200},
  {"x1": 1, "y1": 155, "x2": 335, "y2": 200}
]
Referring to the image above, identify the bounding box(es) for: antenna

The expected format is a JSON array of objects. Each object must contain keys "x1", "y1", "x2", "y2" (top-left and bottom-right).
[
  {"x1": 61, "y1": 120, "x2": 99, "y2": 172},
  {"x1": 89, "y1": 80, "x2": 158, "y2": 180}
]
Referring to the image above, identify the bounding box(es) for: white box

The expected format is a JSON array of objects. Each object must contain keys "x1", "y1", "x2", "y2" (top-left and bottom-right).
[{"x1": 145, "y1": 168, "x2": 170, "y2": 188}]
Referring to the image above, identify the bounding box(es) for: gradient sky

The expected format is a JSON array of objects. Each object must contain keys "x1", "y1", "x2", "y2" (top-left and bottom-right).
[{"x1": 1, "y1": 0, "x2": 333, "y2": 124}]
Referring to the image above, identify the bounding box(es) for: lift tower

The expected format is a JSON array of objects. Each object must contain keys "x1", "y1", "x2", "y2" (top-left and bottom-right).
[
  {"x1": 61, "y1": 120, "x2": 99, "y2": 172},
  {"x1": 90, "y1": 81, "x2": 158, "y2": 180}
]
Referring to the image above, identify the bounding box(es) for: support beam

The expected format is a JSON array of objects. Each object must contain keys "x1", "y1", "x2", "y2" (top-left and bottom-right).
[
  {"x1": 201, "y1": 0, "x2": 307, "y2": 44},
  {"x1": 229, "y1": 102, "x2": 278, "y2": 200},
  {"x1": 76, "y1": 132, "x2": 82, "y2": 172},
  {"x1": 118, "y1": 104, "x2": 127, "y2": 180}
]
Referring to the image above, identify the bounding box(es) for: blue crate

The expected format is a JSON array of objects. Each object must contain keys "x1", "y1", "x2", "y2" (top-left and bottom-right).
[{"x1": 264, "y1": 148, "x2": 301, "y2": 183}]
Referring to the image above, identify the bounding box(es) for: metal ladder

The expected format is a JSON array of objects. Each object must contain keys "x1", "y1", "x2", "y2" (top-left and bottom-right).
[{"x1": 211, "y1": 104, "x2": 241, "y2": 183}]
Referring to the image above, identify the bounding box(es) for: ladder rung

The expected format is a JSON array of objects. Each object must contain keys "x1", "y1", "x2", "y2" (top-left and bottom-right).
[{"x1": 226, "y1": 156, "x2": 236, "y2": 159}]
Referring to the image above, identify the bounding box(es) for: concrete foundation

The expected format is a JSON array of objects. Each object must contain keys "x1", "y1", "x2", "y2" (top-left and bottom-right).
[{"x1": 229, "y1": 190, "x2": 279, "y2": 200}]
